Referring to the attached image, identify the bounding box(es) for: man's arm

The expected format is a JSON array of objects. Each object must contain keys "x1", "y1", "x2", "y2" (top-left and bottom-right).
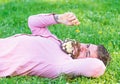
[
  {"x1": 28, "y1": 14, "x2": 57, "y2": 36},
  {"x1": 59, "y1": 58, "x2": 106, "y2": 78},
  {"x1": 28, "y1": 12, "x2": 80, "y2": 36}
]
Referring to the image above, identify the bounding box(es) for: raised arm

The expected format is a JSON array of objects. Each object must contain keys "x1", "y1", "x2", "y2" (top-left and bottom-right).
[
  {"x1": 28, "y1": 14, "x2": 57, "y2": 36},
  {"x1": 59, "y1": 58, "x2": 106, "y2": 78},
  {"x1": 28, "y1": 12, "x2": 80, "y2": 36}
]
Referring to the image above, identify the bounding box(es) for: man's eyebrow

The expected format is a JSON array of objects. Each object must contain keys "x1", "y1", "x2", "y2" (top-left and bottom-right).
[
  {"x1": 88, "y1": 51, "x2": 90, "y2": 57},
  {"x1": 88, "y1": 44, "x2": 91, "y2": 57},
  {"x1": 86, "y1": 44, "x2": 91, "y2": 57},
  {"x1": 88, "y1": 44, "x2": 90, "y2": 48},
  {"x1": 86, "y1": 51, "x2": 90, "y2": 57},
  {"x1": 88, "y1": 44, "x2": 90, "y2": 57}
]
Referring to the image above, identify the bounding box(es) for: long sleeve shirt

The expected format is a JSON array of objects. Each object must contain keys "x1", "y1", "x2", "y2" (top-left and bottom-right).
[{"x1": 0, "y1": 14, "x2": 106, "y2": 78}]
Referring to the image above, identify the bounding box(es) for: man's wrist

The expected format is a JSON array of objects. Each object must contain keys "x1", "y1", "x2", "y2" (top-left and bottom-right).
[{"x1": 54, "y1": 14, "x2": 60, "y2": 23}]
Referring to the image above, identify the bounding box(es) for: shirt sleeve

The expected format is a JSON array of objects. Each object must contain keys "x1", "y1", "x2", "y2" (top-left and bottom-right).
[
  {"x1": 59, "y1": 58, "x2": 106, "y2": 78},
  {"x1": 28, "y1": 14, "x2": 58, "y2": 36}
]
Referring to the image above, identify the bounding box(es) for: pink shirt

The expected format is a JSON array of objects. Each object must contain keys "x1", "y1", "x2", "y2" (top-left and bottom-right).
[{"x1": 0, "y1": 14, "x2": 106, "y2": 78}]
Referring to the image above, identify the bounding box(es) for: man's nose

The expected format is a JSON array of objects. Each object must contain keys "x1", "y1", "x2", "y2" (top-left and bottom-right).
[{"x1": 80, "y1": 46, "x2": 87, "y2": 52}]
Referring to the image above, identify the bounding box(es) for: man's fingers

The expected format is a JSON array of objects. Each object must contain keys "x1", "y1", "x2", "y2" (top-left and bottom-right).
[
  {"x1": 67, "y1": 16, "x2": 76, "y2": 21},
  {"x1": 66, "y1": 12, "x2": 80, "y2": 25},
  {"x1": 59, "y1": 12, "x2": 80, "y2": 26},
  {"x1": 72, "y1": 19, "x2": 80, "y2": 25},
  {"x1": 67, "y1": 20, "x2": 80, "y2": 26},
  {"x1": 76, "y1": 22, "x2": 80, "y2": 25}
]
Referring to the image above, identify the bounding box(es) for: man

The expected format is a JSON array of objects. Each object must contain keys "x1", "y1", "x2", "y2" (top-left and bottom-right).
[{"x1": 0, "y1": 12, "x2": 110, "y2": 78}]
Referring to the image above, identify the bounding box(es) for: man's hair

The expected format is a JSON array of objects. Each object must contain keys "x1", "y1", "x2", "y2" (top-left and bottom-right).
[{"x1": 97, "y1": 45, "x2": 111, "y2": 66}]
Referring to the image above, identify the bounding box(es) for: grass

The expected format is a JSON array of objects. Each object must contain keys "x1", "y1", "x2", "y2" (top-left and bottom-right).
[{"x1": 0, "y1": 0, "x2": 120, "y2": 83}]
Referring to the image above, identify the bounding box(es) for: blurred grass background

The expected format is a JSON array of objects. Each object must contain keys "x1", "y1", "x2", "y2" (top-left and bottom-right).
[{"x1": 0, "y1": 0, "x2": 120, "y2": 84}]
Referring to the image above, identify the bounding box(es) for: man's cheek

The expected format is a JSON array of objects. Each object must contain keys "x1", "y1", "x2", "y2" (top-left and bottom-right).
[{"x1": 77, "y1": 53, "x2": 86, "y2": 59}]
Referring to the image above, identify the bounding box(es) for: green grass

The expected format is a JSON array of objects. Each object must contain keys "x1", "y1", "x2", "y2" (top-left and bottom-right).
[{"x1": 0, "y1": 0, "x2": 120, "y2": 83}]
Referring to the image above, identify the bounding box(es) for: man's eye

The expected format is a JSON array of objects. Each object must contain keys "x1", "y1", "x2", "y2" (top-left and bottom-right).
[
  {"x1": 87, "y1": 44, "x2": 90, "y2": 48},
  {"x1": 86, "y1": 52, "x2": 88, "y2": 57}
]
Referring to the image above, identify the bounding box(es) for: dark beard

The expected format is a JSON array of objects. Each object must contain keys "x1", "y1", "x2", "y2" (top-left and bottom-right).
[{"x1": 60, "y1": 39, "x2": 80, "y2": 59}]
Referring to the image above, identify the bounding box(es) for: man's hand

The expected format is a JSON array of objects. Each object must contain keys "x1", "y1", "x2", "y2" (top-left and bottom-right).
[{"x1": 55, "y1": 12, "x2": 80, "y2": 26}]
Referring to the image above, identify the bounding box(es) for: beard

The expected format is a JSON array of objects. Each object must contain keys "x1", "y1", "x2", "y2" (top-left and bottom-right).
[{"x1": 61, "y1": 38, "x2": 80, "y2": 59}]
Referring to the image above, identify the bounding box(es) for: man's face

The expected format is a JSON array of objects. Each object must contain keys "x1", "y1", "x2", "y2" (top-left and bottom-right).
[{"x1": 77, "y1": 43, "x2": 98, "y2": 59}]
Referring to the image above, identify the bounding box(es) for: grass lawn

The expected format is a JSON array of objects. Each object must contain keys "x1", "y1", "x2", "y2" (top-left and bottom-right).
[{"x1": 0, "y1": 0, "x2": 120, "y2": 83}]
